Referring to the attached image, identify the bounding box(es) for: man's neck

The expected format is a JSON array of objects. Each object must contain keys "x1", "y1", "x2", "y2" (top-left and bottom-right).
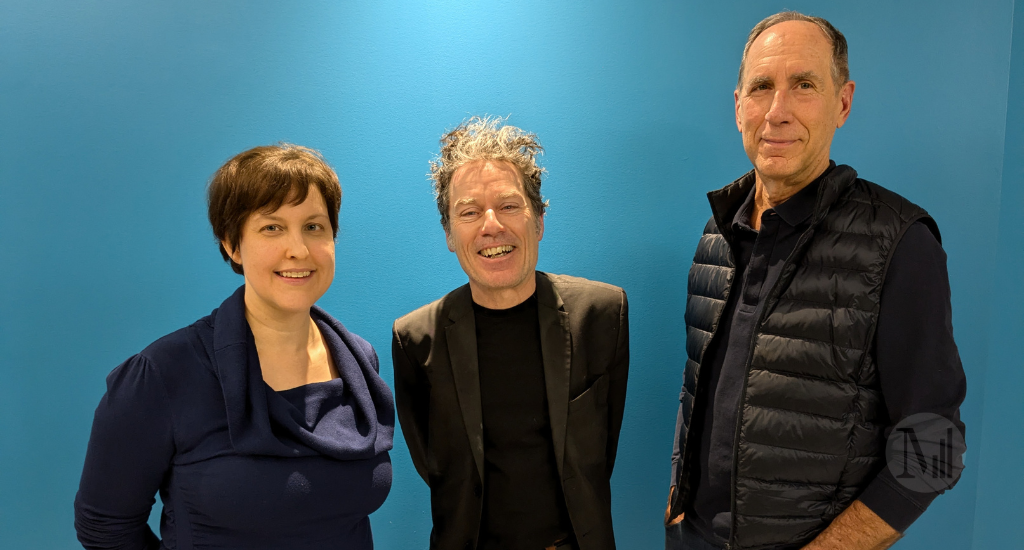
[
  {"x1": 470, "y1": 273, "x2": 537, "y2": 310},
  {"x1": 750, "y1": 165, "x2": 828, "y2": 230}
]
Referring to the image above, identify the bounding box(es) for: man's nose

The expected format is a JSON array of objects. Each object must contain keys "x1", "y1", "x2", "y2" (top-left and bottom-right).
[
  {"x1": 765, "y1": 89, "x2": 792, "y2": 125},
  {"x1": 479, "y1": 209, "x2": 505, "y2": 235}
]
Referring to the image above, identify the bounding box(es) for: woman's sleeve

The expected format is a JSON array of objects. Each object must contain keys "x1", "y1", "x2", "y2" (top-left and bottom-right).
[{"x1": 74, "y1": 354, "x2": 176, "y2": 550}]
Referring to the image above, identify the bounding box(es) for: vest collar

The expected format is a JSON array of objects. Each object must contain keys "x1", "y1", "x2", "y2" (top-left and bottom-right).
[{"x1": 707, "y1": 162, "x2": 859, "y2": 239}]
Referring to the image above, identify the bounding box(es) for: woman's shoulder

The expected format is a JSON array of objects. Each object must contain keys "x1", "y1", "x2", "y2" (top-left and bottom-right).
[{"x1": 125, "y1": 312, "x2": 219, "y2": 390}]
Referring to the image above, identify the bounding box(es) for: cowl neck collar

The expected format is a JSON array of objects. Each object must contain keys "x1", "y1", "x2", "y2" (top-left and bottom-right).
[{"x1": 209, "y1": 285, "x2": 394, "y2": 460}]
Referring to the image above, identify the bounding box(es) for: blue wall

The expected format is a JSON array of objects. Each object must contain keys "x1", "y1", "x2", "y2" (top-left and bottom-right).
[
  {"x1": 0, "y1": 1, "x2": 1019, "y2": 548},
  {"x1": 973, "y1": 0, "x2": 1024, "y2": 547}
]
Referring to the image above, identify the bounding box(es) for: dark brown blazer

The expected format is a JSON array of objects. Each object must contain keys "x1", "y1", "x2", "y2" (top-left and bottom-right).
[{"x1": 392, "y1": 272, "x2": 629, "y2": 550}]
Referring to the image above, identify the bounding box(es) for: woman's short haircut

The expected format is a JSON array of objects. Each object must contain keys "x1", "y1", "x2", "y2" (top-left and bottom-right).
[
  {"x1": 430, "y1": 116, "x2": 548, "y2": 233},
  {"x1": 207, "y1": 144, "x2": 341, "y2": 274}
]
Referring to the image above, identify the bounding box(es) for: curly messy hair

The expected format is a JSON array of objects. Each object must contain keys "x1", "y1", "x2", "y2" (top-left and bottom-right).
[{"x1": 430, "y1": 116, "x2": 548, "y2": 233}]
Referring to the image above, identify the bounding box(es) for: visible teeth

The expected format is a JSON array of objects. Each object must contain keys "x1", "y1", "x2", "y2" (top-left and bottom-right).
[
  {"x1": 279, "y1": 271, "x2": 311, "y2": 278},
  {"x1": 480, "y1": 245, "x2": 514, "y2": 258}
]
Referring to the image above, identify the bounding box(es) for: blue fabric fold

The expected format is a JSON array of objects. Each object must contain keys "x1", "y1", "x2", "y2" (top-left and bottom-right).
[{"x1": 211, "y1": 285, "x2": 395, "y2": 460}]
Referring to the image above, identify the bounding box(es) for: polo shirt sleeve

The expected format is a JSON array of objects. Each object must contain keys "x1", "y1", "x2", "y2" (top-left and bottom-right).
[{"x1": 857, "y1": 221, "x2": 968, "y2": 532}]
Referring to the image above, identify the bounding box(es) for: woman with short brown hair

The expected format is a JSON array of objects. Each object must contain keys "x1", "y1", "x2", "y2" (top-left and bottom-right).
[{"x1": 74, "y1": 144, "x2": 394, "y2": 549}]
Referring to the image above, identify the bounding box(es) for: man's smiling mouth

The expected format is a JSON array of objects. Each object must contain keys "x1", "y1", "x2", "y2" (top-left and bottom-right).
[{"x1": 479, "y1": 245, "x2": 515, "y2": 258}]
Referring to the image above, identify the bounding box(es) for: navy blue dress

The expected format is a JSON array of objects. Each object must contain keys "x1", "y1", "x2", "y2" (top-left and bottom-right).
[{"x1": 74, "y1": 286, "x2": 395, "y2": 550}]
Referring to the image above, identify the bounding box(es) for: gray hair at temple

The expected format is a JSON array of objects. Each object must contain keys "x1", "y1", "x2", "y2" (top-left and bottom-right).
[
  {"x1": 430, "y1": 116, "x2": 548, "y2": 233},
  {"x1": 738, "y1": 11, "x2": 850, "y2": 89}
]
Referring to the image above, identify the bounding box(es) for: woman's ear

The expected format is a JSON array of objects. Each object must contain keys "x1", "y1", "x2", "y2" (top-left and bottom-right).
[{"x1": 221, "y1": 240, "x2": 242, "y2": 265}]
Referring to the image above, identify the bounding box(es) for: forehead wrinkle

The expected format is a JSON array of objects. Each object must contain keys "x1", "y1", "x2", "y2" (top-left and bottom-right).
[{"x1": 790, "y1": 70, "x2": 825, "y2": 84}]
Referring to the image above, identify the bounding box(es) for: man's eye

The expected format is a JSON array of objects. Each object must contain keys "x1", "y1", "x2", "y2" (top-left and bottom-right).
[{"x1": 798, "y1": 82, "x2": 814, "y2": 89}]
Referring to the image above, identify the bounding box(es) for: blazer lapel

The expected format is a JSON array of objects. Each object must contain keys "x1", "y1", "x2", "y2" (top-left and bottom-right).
[
  {"x1": 444, "y1": 286, "x2": 486, "y2": 483},
  {"x1": 536, "y1": 272, "x2": 572, "y2": 478}
]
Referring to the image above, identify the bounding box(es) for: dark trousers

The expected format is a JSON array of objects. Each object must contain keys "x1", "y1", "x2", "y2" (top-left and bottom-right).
[{"x1": 665, "y1": 519, "x2": 724, "y2": 550}]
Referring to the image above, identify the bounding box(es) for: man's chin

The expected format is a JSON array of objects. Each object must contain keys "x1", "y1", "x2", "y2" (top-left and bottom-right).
[
  {"x1": 469, "y1": 270, "x2": 534, "y2": 294},
  {"x1": 473, "y1": 276, "x2": 521, "y2": 291},
  {"x1": 755, "y1": 157, "x2": 796, "y2": 176}
]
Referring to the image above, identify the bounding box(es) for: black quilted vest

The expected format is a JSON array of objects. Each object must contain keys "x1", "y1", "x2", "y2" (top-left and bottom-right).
[{"x1": 673, "y1": 165, "x2": 938, "y2": 549}]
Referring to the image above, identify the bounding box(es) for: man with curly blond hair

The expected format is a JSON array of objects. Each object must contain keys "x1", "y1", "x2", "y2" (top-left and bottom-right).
[{"x1": 393, "y1": 117, "x2": 630, "y2": 550}]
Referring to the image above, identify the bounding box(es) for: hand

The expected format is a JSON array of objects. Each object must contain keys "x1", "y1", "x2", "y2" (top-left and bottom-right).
[{"x1": 665, "y1": 486, "x2": 685, "y2": 526}]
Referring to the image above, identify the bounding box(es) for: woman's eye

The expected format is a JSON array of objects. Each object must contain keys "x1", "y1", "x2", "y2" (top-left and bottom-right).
[
  {"x1": 263, "y1": 224, "x2": 281, "y2": 232},
  {"x1": 306, "y1": 223, "x2": 323, "y2": 231}
]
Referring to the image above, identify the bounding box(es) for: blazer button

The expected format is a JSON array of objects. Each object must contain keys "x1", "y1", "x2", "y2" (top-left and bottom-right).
[
  {"x1": 464, "y1": 542, "x2": 473, "y2": 550},
  {"x1": 473, "y1": 483, "x2": 482, "y2": 497}
]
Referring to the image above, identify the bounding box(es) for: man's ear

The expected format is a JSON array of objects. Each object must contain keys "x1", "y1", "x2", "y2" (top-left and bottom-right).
[
  {"x1": 734, "y1": 88, "x2": 743, "y2": 133},
  {"x1": 836, "y1": 80, "x2": 856, "y2": 128},
  {"x1": 445, "y1": 230, "x2": 455, "y2": 252},
  {"x1": 221, "y1": 239, "x2": 242, "y2": 265}
]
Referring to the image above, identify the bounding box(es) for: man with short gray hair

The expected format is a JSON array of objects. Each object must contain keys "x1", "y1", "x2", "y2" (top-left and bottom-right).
[
  {"x1": 394, "y1": 117, "x2": 629, "y2": 550},
  {"x1": 665, "y1": 12, "x2": 966, "y2": 550}
]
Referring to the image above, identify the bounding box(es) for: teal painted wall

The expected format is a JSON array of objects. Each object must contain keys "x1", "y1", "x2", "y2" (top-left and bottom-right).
[
  {"x1": 0, "y1": 1, "x2": 1018, "y2": 548},
  {"x1": 973, "y1": 0, "x2": 1024, "y2": 548}
]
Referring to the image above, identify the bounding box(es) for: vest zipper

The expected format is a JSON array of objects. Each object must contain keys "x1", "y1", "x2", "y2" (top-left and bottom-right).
[{"x1": 726, "y1": 226, "x2": 818, "y2": 549}]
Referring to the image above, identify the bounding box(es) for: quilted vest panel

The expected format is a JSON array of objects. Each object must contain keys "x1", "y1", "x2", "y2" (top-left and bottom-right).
[{"x1": 679, "y1": 166, "x2": 935, "y2": 549}]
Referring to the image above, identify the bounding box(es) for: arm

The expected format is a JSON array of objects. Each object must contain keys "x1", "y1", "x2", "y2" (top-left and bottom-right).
[
  {"x1": 801, "y1": 500, "x2": 900, "y2": 550},
  {"x1": 392, "y1": 322, "x2": 432, "y2": 484},
  {"x1": 665, "y1": 486, "x2": 685, "y2": 526},
  {"x1": 858, "y1": 222, "x2": 967, "y2": 530},
  {"x1": 666, "y1": 364, "x2": 688, "y2": 525},
  {"x1": 805, "y1": 222, "x2": 966, "y2": 547},
  {"x1": 74, "y1": 355, "x2": 175, "y2": 550},
  {"x1": 604, "y1": 289, "x2": 630, "y2": 475}
]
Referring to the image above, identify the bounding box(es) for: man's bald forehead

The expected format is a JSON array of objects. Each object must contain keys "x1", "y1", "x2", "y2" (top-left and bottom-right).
[{"x1": 737, "y1": 11, "x2": 849, "y2": 89}]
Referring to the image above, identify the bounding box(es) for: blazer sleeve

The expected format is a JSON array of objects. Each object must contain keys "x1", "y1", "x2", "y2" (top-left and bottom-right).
[
  {"x1": 74, "y1": 354, "x2": 175, "y2": 550},
  {"x1": 605, "y1": 288, "x2": 629, "y2": 475},
  {"x1": 392, "y1": 322, "x2": 432, "y2": 484}
]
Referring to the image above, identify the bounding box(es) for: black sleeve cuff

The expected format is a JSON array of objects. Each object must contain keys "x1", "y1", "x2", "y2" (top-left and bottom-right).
[{"x1": 858, "y1": 471, "x2": 936, "y2": 533}]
